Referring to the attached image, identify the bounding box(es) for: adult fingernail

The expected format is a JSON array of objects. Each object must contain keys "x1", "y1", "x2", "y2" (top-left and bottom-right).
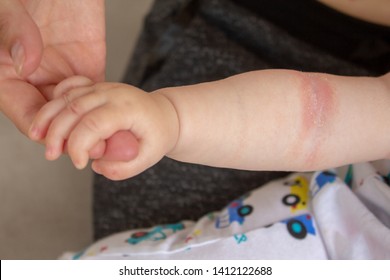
[{"x1": 11, "y1": 42, "x2": 25, "y2": 76}]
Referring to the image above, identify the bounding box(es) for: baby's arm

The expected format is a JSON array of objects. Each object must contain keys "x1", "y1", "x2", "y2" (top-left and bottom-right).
[
  {"x1": 160, "y1": 70, "x2": 390, "y2": 172},
  {"x1": 30, "y1": 70, "x2": 390, "y2": 180}
]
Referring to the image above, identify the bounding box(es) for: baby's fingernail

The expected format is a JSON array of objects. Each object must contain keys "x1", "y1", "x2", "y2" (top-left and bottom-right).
[
  {"x1": 29, "y1": 126, "x2": 41, "y2": 140},
  {"x1": 11, "y1": 42, "x2": 25, "y2": 77},
  {"x1": 45, "y1": 145, "x2": 57, "y2": 160},
  {"x1": 73, "y1": 157, "x2": 87, "y2": 170}
]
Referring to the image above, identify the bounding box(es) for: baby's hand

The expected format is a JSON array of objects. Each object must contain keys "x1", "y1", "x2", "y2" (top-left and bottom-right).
[
  {"x1": 29, "y1": 76, "x2": 179, "y2": 180},
  {"x1": 31, "y1": 76, "x2": 139, "y2": 163}
]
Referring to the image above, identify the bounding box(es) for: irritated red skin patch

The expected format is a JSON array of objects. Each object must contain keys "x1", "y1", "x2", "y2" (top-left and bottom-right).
[{"x1": 298, "y1": 72, "x2": 335, "y2": 168}]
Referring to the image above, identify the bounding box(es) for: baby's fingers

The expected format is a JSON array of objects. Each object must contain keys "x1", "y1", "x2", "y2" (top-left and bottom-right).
[
  {"x1": 52, "y1": 76, "x2": 94, "y2": 99},
  {"x1": 91, "y1": 155, "x2": 156, "y2": 181},
  {"x1": 90, "y1": 134, "x2": 165, "y2": 180},
  {"x1": 29, "y1": 86, "x2": 94, "y2": 142},
  {"x1": 29, "y1": 76, "x2": 94, "y2": 141},
  {"x1": 44, "y1": 90, "x2": 107, "y2": 160},
  {"x1": 87, "y1": 131, "x2": 139, "y2": 161},
  {"x1": 67, "y1": 105, "x2": 129, "y2": 169}
]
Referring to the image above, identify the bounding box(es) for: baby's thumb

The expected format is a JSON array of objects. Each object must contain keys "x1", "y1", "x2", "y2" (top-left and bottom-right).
[
  {"x1": 89, "y1": 130, "x2": 139, "y2": 162},
  {"x1": 0, "y1": 0, "x2": 43, "y2": 78}
]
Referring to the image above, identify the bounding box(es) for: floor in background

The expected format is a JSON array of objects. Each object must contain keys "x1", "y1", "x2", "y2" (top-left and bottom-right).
[{"x1": 0, "y1": 0, "x2": 153, "y2": 259}]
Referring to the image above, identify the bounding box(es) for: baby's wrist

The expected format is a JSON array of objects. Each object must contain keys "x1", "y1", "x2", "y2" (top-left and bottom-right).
[{"x1": 150, "y1": 89, "x2": 181, "y2": 157}]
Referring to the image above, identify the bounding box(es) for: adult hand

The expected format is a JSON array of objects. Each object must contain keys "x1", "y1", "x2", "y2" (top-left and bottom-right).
[
  {"x1": 0, "y1": 0, "x2": 105, "y2": 131},
  {"x1": 0, "y1": 0, "x2": 138, "y2": 162}
]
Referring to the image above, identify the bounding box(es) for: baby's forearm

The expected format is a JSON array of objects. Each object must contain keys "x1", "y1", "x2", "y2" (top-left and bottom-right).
[{"x1": 157, "y1": 70, "x2": 390, "y2": 171}]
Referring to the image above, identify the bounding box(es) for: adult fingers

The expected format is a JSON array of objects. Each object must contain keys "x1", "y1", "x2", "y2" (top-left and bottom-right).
[
  {"x1": 0, "y1": 0, "x2": 43, "y2": 78},
  {"x1": 0, "y1": 79, "x2": 46, "y2": 135}
]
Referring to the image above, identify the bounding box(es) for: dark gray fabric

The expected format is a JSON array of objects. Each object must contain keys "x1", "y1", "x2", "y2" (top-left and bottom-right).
[{"x1": 93, "y1": 0, "x2": 385, "y2": 240}]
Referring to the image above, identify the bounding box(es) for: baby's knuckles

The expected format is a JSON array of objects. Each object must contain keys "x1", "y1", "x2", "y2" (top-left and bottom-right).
[{"x1": 63, "y1": 91, "x2": 85, "y2": 117}]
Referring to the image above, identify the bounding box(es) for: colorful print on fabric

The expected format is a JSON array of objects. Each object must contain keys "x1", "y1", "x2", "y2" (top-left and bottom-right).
[
  {"x1": 311, "y1": 170, "x2": 337, "y2": 197},
  {"x1": 344, "y1": 165, "x2": 353, "y2": 188},
  {"x1": 184, "y1": 229, "x2": 202, "y2": 244},
  {"x1": 281, "y1": 214, "x2": 316, "y2": 239},
  {"x1": 72, "y1": 250, "x2": 85, "y2": 260},
  {"x1": 315, "y1": 171, "x2": 337, "y2": 188},
  {"x1": 234, "y1": 234, "x2": 248, "y2": 244},
  {"x1": 215, "y1": 195, "x2": 253, "y2": 229},
  {"x1": 282, "y1": 176, "x2": 309, "y2": 212},
  {"x1": 126, "y1": 223, "x2": 185, "y2": 245}
]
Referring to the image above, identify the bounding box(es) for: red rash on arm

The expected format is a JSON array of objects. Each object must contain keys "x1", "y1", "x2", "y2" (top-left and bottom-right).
[
  {"x1": 296, "y1": 72, "x2": 337, "y2": 168},
  {"x1": 162, "y1": 70, "x2": 389, "y2": 173}
]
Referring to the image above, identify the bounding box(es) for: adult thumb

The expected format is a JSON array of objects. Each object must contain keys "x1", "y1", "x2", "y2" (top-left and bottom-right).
[{"x1": 0, "y1": 0, "x2": 43, "y2": 78}]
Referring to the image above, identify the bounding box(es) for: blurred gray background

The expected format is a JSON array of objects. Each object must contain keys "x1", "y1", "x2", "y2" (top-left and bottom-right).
[{"x1": 0, "y1": 0, "x2": 154, "y2": 259}]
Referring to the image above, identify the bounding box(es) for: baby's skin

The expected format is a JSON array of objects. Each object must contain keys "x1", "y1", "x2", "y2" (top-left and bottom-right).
[
  {"x1": 29, "y1": 76, "x2": 140, "y2": 164},
  {"x1": 29, "y1": 71, "x2": 390, "y2": 180}
]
